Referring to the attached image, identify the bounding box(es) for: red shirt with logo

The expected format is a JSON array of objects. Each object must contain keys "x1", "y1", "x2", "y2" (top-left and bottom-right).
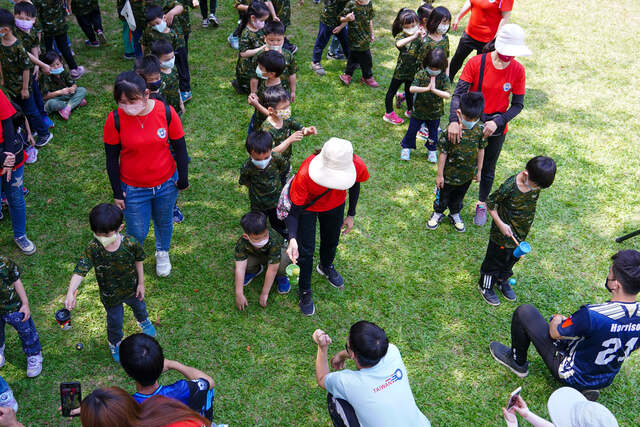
[
  {"x1": 290, "y1": 154, "x2": 370, "y2": 212},
  {"x1": 103, "y1": 100, "x2": 184, "y2": 188},
  {"x1": 460, "y1": 54, "x2": 525, "y2": 133},
  {"x1": 466, "y1": 0, "x2": 514, "y2": 43},
  {"x1": 0, "y1": 89, "x2": 28, "y2": 174}
]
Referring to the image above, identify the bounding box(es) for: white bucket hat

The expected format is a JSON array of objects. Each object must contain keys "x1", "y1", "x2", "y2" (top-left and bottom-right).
[
  {"x1": 308, "y1": 138, "x2": 357, "y2": 190},
  {"x1": 495, "y1": 23, "x2": 532, "y2": 57},
  {"x1": 547, "y1": 387, "x2": 618, "y2": 427}
]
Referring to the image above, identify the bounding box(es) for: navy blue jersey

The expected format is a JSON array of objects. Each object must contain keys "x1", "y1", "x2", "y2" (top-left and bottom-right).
[
  {"x1": 557, "y1": 301, "x2": 640, "y2": 389},
  {"x1": 132, "y1": 378, "x2": 214, "y2": 420}
]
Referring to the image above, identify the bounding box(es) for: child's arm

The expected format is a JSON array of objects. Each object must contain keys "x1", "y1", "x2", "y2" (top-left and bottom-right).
[
  {"x1": 272, "y1": 130, "x2": 303, "y2": 154},
  {"x1": 27, "y1": 51, "x2": 49, "y2": 74},
  {"x1": 236, "y1": 3, "x2": 249, "y2": 12},
  {"x1": 164, "y1": 4, "x2": 185, "y2": 26},
  {"x1": 240, "y1": 44, "x2": 266, "y2": 58},
  {"x1": 475, "y1": 148, "x2": 485, "y2": 182},
  {"x1": 488, "y1": 208, "x2": 513, "y2": 238},
  {"x1": 43, "y1": 86, "x2": 72, "y2": 101},
  {"x1": 369, "y1": 20, "x2": 374, "y2": 42},
  {"x1": 65, "y1": 274, "x2": 84, "y2": 310},
  {"x1": 430, "y1": 77, "x2": 450, "y2": 99},
  {"x1": 248, "y1": 94, "x2": 269, "y2": 116},
  {"x1": 289, "y1": 73, "x2": 296, "y2": 103},
  {"x1": 13, "y1": 279, "x2": 31, "y2": 322},
  {"x1": 164, "y1": 359, "x2": 215, "y2": 389},
  {"x1": 302, "y1": 126, "x2": 317, "y2": 136},
  {"x1": 179, "y1": 97, "x2": 185, "y2": 115},
  {"x1": 259, "y1": 262, "x2": 279, "y2": 307},
  {"x1": 436, "y1": 152, "x2": 446, "y2": 189},
  {"x1": 234, "y1": 260, "x2": 248, "y2": 310},
  {"x1": 249, "y1": 77, "x2": 258, "y2": 94},
  {"x1": 410, "y1": 84, "x2": 429, "y2": 94},
  {"x1": 264, "y1": 1, "x2": 279, "y2": 22},
  {"x1": 135, "y1": 260, "x2": 145, "y2": 301},
  {"x1": 452, "y1": 0, "x2": 471, "y2": 31},
  {"x1": 20, "y1": 69, "x2": 30, "y2": 99},
  {"x1": 396, "y1": 32, "x2": 419, "y2": 48}
]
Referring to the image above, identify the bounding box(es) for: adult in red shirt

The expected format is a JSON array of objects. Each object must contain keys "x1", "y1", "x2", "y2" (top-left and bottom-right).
[
  {"x1": 285, "y1": 138, "x2": 369, "y2": 316},
  {"x1": 448, "y1": 24, "x2": 530, "y2": 226},
  {"x1": 448, "y1": 0, "x2": 513, "y2": 81},
  {"x1": 103, "y1": 72, "x2": 189, "y2": 277},
  {"x1": 0, "y1": 89, "x2": 36, "y2": 254}
]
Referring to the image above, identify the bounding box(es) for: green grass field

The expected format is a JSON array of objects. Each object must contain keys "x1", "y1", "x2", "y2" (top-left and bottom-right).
[{"x1": 1, "y1": 0, "x2": 639, "y2": 424}]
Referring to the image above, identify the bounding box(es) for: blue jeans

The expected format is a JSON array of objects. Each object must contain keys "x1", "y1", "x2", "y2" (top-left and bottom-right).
[
  {"x1": 0, "y1": 311, "x2": 42, "y2": 356},
  {"x1": 2, "y1": 165, "x2": 27, "y2": 238},
  {"x1": 122, "y1": 171, "x2": 178, "y2": 251},
  {"x1": 328, "y1": 35, "x2": 343, "y2": 56},
  {"x1": 31, "y1": 79, "x2": 47, "y2": 119},
  {"x1": 16, "y1": 94, "x2": 49, "y2": 139},
  {"x1": 312, "y1": 22, "x2": 350, "y2": 64},
  {"x1": 401, "y1": 117, "x2": 439, "y2": 150},
  {"x1": 132, "y1": 28, "x2": 143, "y2": 57},
  {"x1": 104, "y1": 296, "x2": 148, "y2": 346}
]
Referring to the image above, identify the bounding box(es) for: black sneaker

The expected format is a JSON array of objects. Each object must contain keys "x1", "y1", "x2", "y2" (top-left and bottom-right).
[
  {"x1": 317, "y1": 264, "x2": 344, "y2": 289},
  {"x1": 299, "y1": 291, "x2": 315, "y2": 316},
  {"x1": 478, "y1": 276, "x2": 500, "y2": 306},
  {"x1": 582, "y1": 389, "x2": 600, "y2": 401},
  {"x1": 489, "y1": 341, "x2": 529, "y2": 378},
  {"x1": 35, "y1": 132, "x2": 53, "y2": 147},
  {"x1": 498, "y1": 280, "x2": 517, "y2": 301}
]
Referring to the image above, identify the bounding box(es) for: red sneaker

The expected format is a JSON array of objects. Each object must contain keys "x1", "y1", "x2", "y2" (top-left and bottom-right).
[
  {"x1": 361, "y1": 77, "x2": 380, "y2": 88},
  {"x1": 339, "y1": 74, "x2": 352, "y2": 85},
  {"x1": 58, "y1": 106, "x2": 71, "y2": 120},
  {"x1": 383, "y1": 112, "x2": 404, "y2": 125},
  {"x1": 79, "y1": 99, "x2": 88, "y2": 107}
]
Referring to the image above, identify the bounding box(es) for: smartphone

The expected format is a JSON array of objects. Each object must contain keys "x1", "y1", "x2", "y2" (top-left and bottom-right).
[
  {"x1": 506, "y1": 386, "x2": 522, "y2": 411},
  {"x1": 60, "y1": 382, "x2": 81, "y2": 417}
]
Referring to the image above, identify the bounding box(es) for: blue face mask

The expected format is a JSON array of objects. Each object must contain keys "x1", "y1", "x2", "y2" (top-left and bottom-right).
[
  {"x1": 460, "y1": 117, "x2": 478, "y2": 129},
  {"x1": 50, "y1": 67, "x2": 64, "y2": 75},
  {"x1": 153, "y1": 20, "x2": 167, "y2": 32},
  {"x1": 426, "y1": 68, "x2": 441, "y2": 76},
  {"x1": 251, "y1": 155, "x2": 271, "y2": 169},
  {"x1": 256, "y1": 66, "x2": 267, "y2": 80},
  {"x1": 0, "y1": 31, "x2": 6, "y2": 38}
]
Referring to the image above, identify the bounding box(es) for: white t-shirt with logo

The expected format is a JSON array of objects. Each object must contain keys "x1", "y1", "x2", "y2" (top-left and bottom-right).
[{"x1": 324, "y1": 344, "x2": 431, "y2": 427}]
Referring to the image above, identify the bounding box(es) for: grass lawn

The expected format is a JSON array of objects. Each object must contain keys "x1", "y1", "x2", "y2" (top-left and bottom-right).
[{"x1": 1, "y1": 0, "x2": 639, "y2": 424}]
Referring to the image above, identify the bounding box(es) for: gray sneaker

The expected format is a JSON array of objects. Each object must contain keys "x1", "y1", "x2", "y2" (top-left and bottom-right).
[
  {"x1": 311, "y1": 62, "x2": 326, "y2": 76},
  {"x1": 26, "y1": 352, "x2": 43, "y2": 377},
  {"x1": 35, "y1": 132, "x2": 53, "y2": 147},
  {"x1": 14, "y1": 235, "x2": 36, "y2": 255}
]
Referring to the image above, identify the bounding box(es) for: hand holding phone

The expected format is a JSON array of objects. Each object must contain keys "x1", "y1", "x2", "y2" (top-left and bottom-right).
[
  {"x1": 506, "y1": 386, "x2": 522, "y2": 411},
  {"x1": 60, "y1": 382, "x2": 81, "y2": 417}
]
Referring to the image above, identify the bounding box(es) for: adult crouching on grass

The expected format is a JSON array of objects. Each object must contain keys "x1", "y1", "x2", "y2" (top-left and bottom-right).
[
  {"x1": 285, "y1": 138, "x2": 369, "y2": 316},
  {"x1": 103, "y1": 71, "x2": 189, "y2": 278},
  {"x1": 447, "y1": 24, "x2": 530, "y2": 227}
]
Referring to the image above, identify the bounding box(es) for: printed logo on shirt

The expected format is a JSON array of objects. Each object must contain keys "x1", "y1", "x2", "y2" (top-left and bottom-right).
[
  {"x1": 488, "y1": 0, "x2": 496, "y2": 3},
  {"x1": 157, "y1": 127, "x2": 167, "y2": 139},
  {"x1": 503, "y1": 83, "x2": 511, "y2": 92},
  {"x1": 372, "y1": 369, "x2": 403, "y2": 393}
]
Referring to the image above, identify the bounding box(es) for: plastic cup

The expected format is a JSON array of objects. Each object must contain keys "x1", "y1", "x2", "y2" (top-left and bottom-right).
[
  {"x1": 55, "y1": 308, "x2": 71, "y2": 330},
  {"x1": 513, "y1": 241, "x2": 531, "y2": 258},
  {"x1": 286, "y1": 264, "x2": 300, "y2": 285}
]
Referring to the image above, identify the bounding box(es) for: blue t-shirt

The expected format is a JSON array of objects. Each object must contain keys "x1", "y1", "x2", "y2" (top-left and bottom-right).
[
  {"x1": 132, "y1": 378, "x2": 214, "y2": 420},
  {"x1": 557, "y1": 301, "x2": 640, "y2": 389},
  {"x1": 324, "y1": 344, "x2": 431, "y2": 427}
]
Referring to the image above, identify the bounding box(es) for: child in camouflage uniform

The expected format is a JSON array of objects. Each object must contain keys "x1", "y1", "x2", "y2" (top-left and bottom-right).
[
  {"x1": 70, "y1": 0, "x2": 106, "y2": 47},
  {"x1": 64, "y1": 204, "x2": 157, "y2": 363},
  {"x1": 265, "y1": 0, "x2": 296, "y2": 53},
  {"x1": 239, "y1": 131, "x2": 288, "y2": 237},
  {"x1": 256, "y1": 21, "x2": 297, "y2": 100},
  {"x1": 0, "y1": 255, "x2": 43, "y2": 378},
  {"x1": 478, "y1": 156, "x2": 557, "y2": 306},
  {"x1": 427, "y1": 92, "x2": 485, "y2": 233},
  {"x1": 234, "y1": 211, "x2": 291, "y2": 311},
  {"x1": 228, "y1": 0, "x2": 251, "y2": 50},
  {"x1": 400, "y1": 48, "x2": 450, "y2": 162},
  {"x1": 336, "y1": 0, "x2": 377, "y2": 87},
  {"x1": 39, "y1": 51, "x2": 87, "y2": 120},
  {"x1": 311, "y1": 0, "x2": 351, "y2": 75},
  {"x1": 151, "y1": 38, "x2": 183, "y2": 116},
  {"x1": 141, "y1": 5, "x2": 183, "y2": 54},
  {"x1": 233, "y1": 1, "x2": 269, "y2": 94},
  {"x1": 247, "y1": 50, "x2": 286, "y2": 132}
]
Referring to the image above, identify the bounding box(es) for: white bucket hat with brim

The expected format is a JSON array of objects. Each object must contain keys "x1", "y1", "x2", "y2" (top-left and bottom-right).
[
  {"x1": 547, "y1": 387, "x2": 618, "y2": 427},
  {"x1": 495, "y1": 23, "x2": 532, "y2": 57},
  {"x1": 308, "y1": 138, "x2": 357, "y2": 190}
]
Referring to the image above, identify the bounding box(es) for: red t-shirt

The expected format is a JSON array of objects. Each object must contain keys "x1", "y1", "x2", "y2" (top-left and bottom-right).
[
  {"x1": 460, "y1": 54, "x2": 525, "y2": 133},
  {"x1": 103, "y1": 100, "x2": 184, "y2": 188},
  {"x1": 290, "y1": 154, "x2": 369, "y2": 213},
  {"x1": 466, "y1": 0, "x2": 514, "y2": 43},
  {"x1": 0, "y1": 89, "x2": 15, "y2": 144},
  {"x1": 164, "y1": 420, "x2": 204, "y2": 427}
]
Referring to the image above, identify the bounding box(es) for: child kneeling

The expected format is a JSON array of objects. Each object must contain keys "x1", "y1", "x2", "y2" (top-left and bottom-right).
[
  {"x1": 234, "y1": 211, "x2": 291, "y2": 311},
  {"x1": 64, "y1": 203, "x2": 156, "y2": 363},
  {"x1": 39, "y1": 51, "x2": 87, "y2": 120}
]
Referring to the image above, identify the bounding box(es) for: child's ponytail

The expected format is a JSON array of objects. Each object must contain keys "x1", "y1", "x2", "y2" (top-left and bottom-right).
[
  {"x1": 391, "y1": 8, "x2": 418, "y2": 37},
  {"x1": 239, "y1": 1, "x2": 269, "y2": 33}
]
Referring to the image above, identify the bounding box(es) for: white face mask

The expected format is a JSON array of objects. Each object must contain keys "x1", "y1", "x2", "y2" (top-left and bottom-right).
[
  {"x1": 251, "y1": 155, "x2": 272, "y2": 169},
  {"x1": 160, "y1": 57, "x2": 175, "y2": 69},
  {"x1": 119, "y1": 101, "x2": 146, "y2": 116},
  {"x1": 267, "y1": 44, "x2": 283, "y2": 52},
  {"x1": 437, "y1": 23, "x2": 449, "y2": 34},
  {"x1": 276, "y1": 107, "x2": 291, "y2": 120},
  {"x1": 404, "y1": 26, "x2": 419, "y2": 35},
  {"x1": 153, "y1": 20, "x2": 167, "y2": 32},
  {"x1": 249, "y1": 235, "x2": 269, "y2": 248},
  {"x1": 94, "y1": 233, "x2": 119, "y2": 248}
]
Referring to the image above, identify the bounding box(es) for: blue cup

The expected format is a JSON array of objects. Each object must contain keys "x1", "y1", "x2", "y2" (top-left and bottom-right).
[{"x1": 513, "y1": 241, "x2": 531, "y2": 258}]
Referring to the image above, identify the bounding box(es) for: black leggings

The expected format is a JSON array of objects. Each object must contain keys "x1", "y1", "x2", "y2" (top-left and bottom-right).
[
  {"x1": 448, "y1": 31, "x2": 487, "y2": 81},
  {"x1": 200, "y1": 0, "x2": 217, "y2": 18},
  {"x1": 261, "y1": 208, "x2": 287, "y2": 239},
  {"x1": 345, "y1": 50, "x2": 372, "y2": 79},
  {"x1": 327, "y1": 393, "x2": 360, "y2": 427},
  {"x1": 385, "y1": 78, "x2": 412, "y2": 114},
  {"x1": 76, "y1": 9, "x2": 103, "y2": 42},
  {"x1": 44, "y1": 33, "x2": 78, "y2": 70},
  {"x1": 478, "y1": 133, "x2": 505, "y2": 202}
]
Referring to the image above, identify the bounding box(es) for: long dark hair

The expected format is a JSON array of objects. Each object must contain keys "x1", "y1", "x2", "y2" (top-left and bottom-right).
[
  {"x1": 137, "y1": 395, "x2": 211, "y2": 427},
  {"x1": 113, "y1": 71, "x2": 147, "y2": 103},
  {"x1": 80, "y1": 387, "x2": 141, "y2": 427},
  {"x1": 426, "y1": 6, "x2": 451, "y2": 35},
  {"x1": 239, "y1": 1, "x2": 269, "y2": 34},
  {"x1": 417, "y1": 3, "x2": 433, "y2": 27},
  {"x1": 391, "y1": 8, "x2": 419, "y2": 37}
]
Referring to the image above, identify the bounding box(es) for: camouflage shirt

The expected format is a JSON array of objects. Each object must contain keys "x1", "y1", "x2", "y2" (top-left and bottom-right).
[
  {"x1": 417, "y1": 34, "x2": 450, "y2": 65},
  {"x1": 234, "y1": 229, "x2": 284, "y2": 265},
  {"x1": 253, "y1": 81, "x2": 284, "y2": 130},
  {"x1": 260, "y1": 117, "x2": 302, "y2": 163},
  {"x1": 39, "y1": 68, "x2": 74, "y2": 95},
  {"x1": 160, "y1": 69, "x2": 181, "y2": 113},
  {"x1": 0, "y1": 40, "x2": 32, "y2": 99},
  {"x1": 73, "y1": 235, "x2": 146, "y2": 307},
  {"x1": 0, "y1": 256, "x2": 22, "y2": 315},
  {"x1": 392, "y1": 32, "x2": 423, "y2": 81},
  {"x1": 142, "y1": 26, "x2": 183, "y2": 51},
  {"x1": 487, "y1": 174, "x2": 541, "y2": 248},
  {"x1": 279, "y1": 48, "x2": 297, "y2": 91},
  {"x1": 239, "y1": 153, "x2": 288, "y2": 211},
  {"x1": 320, "y1": 0, "x2": 349, "y2": 27},
  {"x1": 33, "y1": 0, "x2": 68, "y2": 36},
  {"x1": 270, "y1": 0, "x2": 291, "y2": 27},
  {"x1": 71, "y1": 0, "x2": 99, "y2": 16},
  {"x1": 438, "y1": 122, "x2": 486, "y2": 185},
  {"x1": 236, "y1": 28, "x2": 264, "y2": 89},
  {"x1": 130, "y1": 0, "x2": 151, "y2": 29},
  {"x1": 175, "y1": 0, "x2": 198, "y2": 36},
  {"x1": 410, "y1": 68, "x2": 450, "y2": 121},
  {"x1": 15, "y1": 29, "x2": 39, "y2": 55},
  {"x1": 340, "y1": 0, "x2": 374, "y2": 51}
]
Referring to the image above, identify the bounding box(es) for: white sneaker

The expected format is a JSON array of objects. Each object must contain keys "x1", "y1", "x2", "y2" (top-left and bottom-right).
[
  {"x1": 26, "y1": 352, "x2": 43, "y2": 377},
  {"x1": 0, "y1": 345, "x2": 5, "y2": 368},
  {"x1": 202, "y1": 18, "x2": 209, "y2": 27},
  {"x1": 400, "y1": 148, "x2": 410, "y2": 161},
  {"x1": 155, "y1": 251, "x2": 172, "y2": 277},
  {"x1": 427, "y1": 150, "x2": 438, "y2": 163}
]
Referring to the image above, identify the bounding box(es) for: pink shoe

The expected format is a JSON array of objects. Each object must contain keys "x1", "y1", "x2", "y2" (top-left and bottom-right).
[
  {"x1": 79, "y1": 99, "x2": 88, "y2": 107},
  {"x1": 360, "y1": 77, "x2": 379, "y2": 88},
  {"x1": 70, "y1": 66, "x2": 86, "y2": 79},
  {"x1": 383, "y1": 112, "x2": 404, "y2": 125},
  {"x1": 395, "y1": 92, "x2": 405, "y2": 108},
  {"x1": 405, "y1": 110, "x2": 411, "y2": 118},
  {"x1": 58, "y1": 106, "x2": 71, "y2": 120},
  {"x1": 339, "y1": 74, "x2": 352, "y2": 85}
]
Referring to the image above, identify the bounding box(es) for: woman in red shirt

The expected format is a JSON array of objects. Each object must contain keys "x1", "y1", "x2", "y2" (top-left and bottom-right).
[
  {"x1": 103, "y1": 72, "x2": 189, "y2": 277},
  {"x1": 285, "y1": 138, "x2": 369, "y2": 316},
  {"x1": 447, "y1": 24, "x2": 530, "y2": 225},
  {"x1": 448, "y1": 0, "x2": 513, "y2": 80}
]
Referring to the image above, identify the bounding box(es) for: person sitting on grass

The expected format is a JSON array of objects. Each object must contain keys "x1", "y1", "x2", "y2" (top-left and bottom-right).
[
  {"x1": 490, "y1": 250, "x2": 640, "y2": 402},
  {"x1": 39, "y1": 50, "x2": 88, "y2": 121},
  {"x1": 234, "y1": 211, "x2": 291, "y2": 310},
  {"x1": 119, "y1": 333, "x2": 216, "y2": 421},
  {"x1": 312, "y1": 321, "x2": 431, "y2": 427},
  {"x1": 478, "y1": 156, "x2": 556, "y2": 306},
  {"x1": 426, "y1": 91, "x2": 485, "y2": 233},
  {"x1": 64, "y1": 203, "x2": 156, "y2": 363}
]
